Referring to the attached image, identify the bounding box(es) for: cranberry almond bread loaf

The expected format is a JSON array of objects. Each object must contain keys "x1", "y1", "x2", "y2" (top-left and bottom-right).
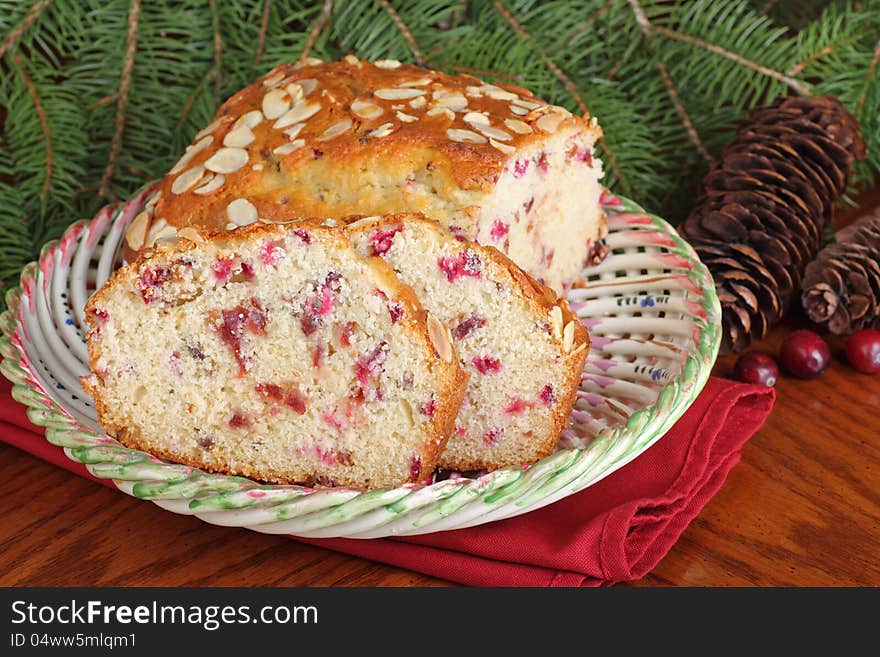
[
  {"x1": 346, "y1": 214, "x2": 589, "y2": 471},
  {"x1": 82, "y1": 220, "x2": 468, "y2": 489},
  {"x1": 126, "y1": 56, "x2": 607, "y2": 292}
]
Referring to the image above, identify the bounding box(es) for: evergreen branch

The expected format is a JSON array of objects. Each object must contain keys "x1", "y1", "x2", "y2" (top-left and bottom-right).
[
  {"x1": 439, "y1": 64, "x2": 520, "y2": 81},
  {"x1": 490, "y1": 0, "x2": 629, "y2": 196},
  {"x1": 299, "y1": 0, "x2": 333, "y2": 63},
  {"x1": 210, "y1": 0, "x2": 223, "y2": 105},
  {"x1": 563, "y1": 0, "x2": 616, "y2": 48},
  {"x1": 13, "y1": 53, "x2": 51, "y2": 200},
  {"x1": 375, "y1": 0, "x2": 424, "y2": 64},
  {"x1": 856, "y1": 38, "x2": 880, "y2": 117},
  {"x1": 98, "y1": 0, "x2": 141, "y2": 201},
  {"x1": 254, "y1": 0, "x2": 271, "y2": 66},
  {"x1": 656, "y1": 61, "x2": 713, "y2": 165},
  {"x1": 649, "y1": 23, "x2": 811, "y2": 96},
  {"x1": 0, "y1": 0, "x2": 52, "y2": 60},
  {"x1": 787, "y1": 45, "x2": 833, "y2": 76}
]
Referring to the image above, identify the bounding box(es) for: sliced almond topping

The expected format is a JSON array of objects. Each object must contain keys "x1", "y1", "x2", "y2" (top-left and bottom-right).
[
  {"x1": 144, "y1": 191, "x2": 161, "y2": 211},
  {"x1": 562, "y1": 320, "x2": 576, "y2": 353},
  {"x1": 374, "y1": 87, "x2": 426, "y2": 100},
  {"x1": 399, "y1": 77, "x2": 431, "y2": 87},
  {"x1": 512, "y1": 98, "x2": 543, "y2": 110},
  {"x1": 447, "y1": 128, "x2": 487, "y2": 144},
  {"x1": 295, "y1": 57, "x2": 323, "y2": 69},
  {"x1": 368, "y1": 122, "x2": 395, "y2": 138},
  {"x1": 283, "y1": 123, "x2": 306, "y2": 139},
  {"x1": 171, "y1": 165, "x2": 206, "y2": 195},
  {"x1": 504, "y1": 118, "x2": 532, "y2": 134},
  {"x1": 149, "y1": 224, "x2": 178, "y2": 247},
  {"x1": 223, "y1": 124, "x2": 256, "y2": 148},
  {"x1": 351, "y1": 98, "x2": 384, "y2": 120},
  {"x1": 227, "y1": 198, "x2": 258, "y2": 226},
  {"x1": 284, "y1": 82, "x2": 304, "y2": 102},
  {"x1": 509, "y1": 104, "x2": 529, "y2": 116},
  {"x1": 169, "y1": 135, "x2": 213, "y2": 174},
  {"x1": 426, "y1": 106, "x2": 455, "y2": 121},
  {"x1": 204, "y1": 147, "x2": 249, "y2": 174},
  {"x1": 273, "y1": 101, "x2": 321, "y2": 128},
  {"x1": 396, "y1": 111, "x2": 418, "y2": 123},
  {"x1": 193, "y1": 173, "x2": 224, "y2": 195},
  {"x1": 549, "y1": 306, "x2": 564, "y2": 340},
  {"x1": 483, "y1": 85, "x2": 517, "y2": 101},
  {"x1": 178, "y1": 227, "x2": 205, "y2": 244},
  {"x1": 426, "y1": 313, "x2": 454, "y2": 363},
  {"x1": 343, "y1": 54, "x2": 359, "y2": 65},
  {"x1": 374, "y1": 59, "x2": 401, "y2": 69},
  {"x1": 298, "y1": 78, "x2": 318, "y2": 96},
  {"x1": 273, "y1": 139, "x2": 305, "y2": 155},
  {"x1": 125, "y1": 211, "x2": 150, "y2": 251},
  {"x1": 433, "y1": 93, "x2": 467, "y2": 111},
  {"x1": 194, "y1": 118, "x2": 222, "y2": 141},
  {"x1": 233, "y1": 110, "x2": 264, "y2": 131},
  {"x1": 409, "y1": 96, "x2": 427, "y2": 109},
  {"x1": 322, "y1": 218, "x2": 338, "y2": 227},
  {"x1": 463, "y1": 111, "x2": 490, "y2": 127},
  {"x1": 536, "y1": 111, "x2": 565, "y2": 133},
  {"x1": 465, "y1": 85, "x2": 483, "y2": 98},
  {"x1": 318, "y1": 117, "x2": 353, "y2": 141},
  {"x1": 252, "y1": 163, "x2": 264, "y2": 171},
  {"x1": 262, "y1": 70, "x2": 285, "y2": 87},
  {"x1": 262, "y1": 88, "x2": 291, "y2": 120},
  {"x1": 225, "y1": 222, "x2": 238, "y2": 231},
  {"x1": 490, "y1": 138, "x2": 515, "y2": 154},
  {"x1": 478, "y1": 125, "x2": 512, "y2": 141}
]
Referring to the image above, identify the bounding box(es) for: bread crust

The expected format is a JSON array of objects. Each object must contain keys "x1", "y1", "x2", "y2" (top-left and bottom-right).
[{"x1": 127, "y1": 56, "x2": 603, "y2": 257}]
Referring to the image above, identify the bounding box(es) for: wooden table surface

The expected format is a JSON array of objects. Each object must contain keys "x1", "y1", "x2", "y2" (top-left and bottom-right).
[{"x1": 1, "y1": 193, "x2": 878, "y2": 588}]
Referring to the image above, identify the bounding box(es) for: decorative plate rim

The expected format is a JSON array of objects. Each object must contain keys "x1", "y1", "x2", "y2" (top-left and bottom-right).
[{"x1": 0, "y1": 188, "x2": 721, "y2": 538}]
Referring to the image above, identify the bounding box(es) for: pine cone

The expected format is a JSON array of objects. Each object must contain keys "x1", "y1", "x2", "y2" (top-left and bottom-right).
[
  {"x1": 680, "y1": 94, "x2": 866, "y2": 354},
  {"x1": 802, "y1": 208, "x2": 880, "y2": 334}
]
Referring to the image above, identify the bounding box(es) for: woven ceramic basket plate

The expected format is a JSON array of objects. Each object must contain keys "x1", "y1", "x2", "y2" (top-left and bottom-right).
[{"x1": 0, "y1": 188, "x2": 720, "y2": 538}]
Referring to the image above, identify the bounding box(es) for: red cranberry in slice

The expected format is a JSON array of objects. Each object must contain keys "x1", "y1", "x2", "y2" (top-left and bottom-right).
[
  {"x1": 513, "y1": 160, "x2": 528, "y2": 177},
  {"x1": 733, "y1": 351, "x2": 779, "y2": 387},
  {"x1": 420, "y1": 399, "x2": 436, "y2": 417},
  {"x1": 779, "y1": 330, "x2": 831, "y2": 379},
  {"x1": 437, "y1": 250, "x2": 482, "y2": 282},
  {"x1": 490, "y1": 219, "x2": 509, "y2": 242},
  {"x1": 370, "y1": 226, "x2": 403, "y2": 256},
  {"x1": 229, "y1": 412, "x2": 252, "y2": 429},
  {"x1": 472, "y1": 355, "x2": 502, "y2": 375},
  {"x1": 539, "y1": 384, "x2": 556, "y2": 406},
  {"x1": 452, "y1": 315, "x2": 486, "y2": 341},
  {"x1": 537, "y1": 152, "x2": 549, "y2": 172},
  {"x1": 845, "y1": 329, "x2": 880, "y2": 374},
  {"x1": 483, "y1": 427, "x2": 503, "y2": 445},
  {"x1": 410, "y1": 456, "x2": 422, "y2": 481}
]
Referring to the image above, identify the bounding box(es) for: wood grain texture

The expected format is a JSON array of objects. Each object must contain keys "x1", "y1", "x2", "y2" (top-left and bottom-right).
[{"x1": 1, "y1": 190, "x2": 878, "y2": 588}]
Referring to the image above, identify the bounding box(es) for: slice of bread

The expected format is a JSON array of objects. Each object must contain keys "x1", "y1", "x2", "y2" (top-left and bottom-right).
[
  {"x1": 346, "y1": 214, "x2": 589, "y2": 471},
  {"x1": 82, "y1": 219, "x2": 467, "y2": 489}
]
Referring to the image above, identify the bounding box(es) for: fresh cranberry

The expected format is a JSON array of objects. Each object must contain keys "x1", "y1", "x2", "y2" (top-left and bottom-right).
[
  {"x1": 228, "y1": 412, "x2": 252, "y2": 429},
  {"x1": 214, "y1": 298, "x2": 267, "y2": 374},
  {"x1": 410, "y1": 456, "x2": 422, "y2": 481},
  {"x1": 213, "y1": 258, "x2": 233, "y2": 282},
  {"x1": 779, "y1": 330, "x2": 831, "y2": 379},
  {"x1": 513, "y1": 160, "x2": 528, "y2": 177},
  {"x1": 503, "y1": 398, "x2": 531, "y2": 415},
  {"x1": 483, "y1": 427, "x2": 503, "y2": 445},
  {"x1": 292, "y1": 229, "x2": 311, "y2": 244},
  {"x1": 523, "y1": 197, "x2": 535, "y2": 214},
  {"x1": 845, "y1": 329, "x2": 880, "y2": 374},
  {"x1": 355, "y1": 342, "x2": 388, "y2": 386},
  {"x1": 452, "y1": 315, "x2": 486, "y2": 341},
  {"x1": 420, "y1": 399, "x2": 436, "y2": 417},
  {"x1": 388, "y1": 302, "x2": 403, "y2": 324},
  {"x1": 733, "y1": 351, "x2": 779, "y2": 387},
  {"x1": 135, "y1": 265, "x2": 172, "y2": 304},
  {"x1": 539, "y1": 384, "x2": 555, "y2": 406}
]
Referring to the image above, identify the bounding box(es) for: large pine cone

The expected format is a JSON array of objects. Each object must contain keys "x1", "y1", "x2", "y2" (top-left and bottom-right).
[
  {"x1": 680, "y1": 95, "x2": 866, "y2": 354},
  {"x1": 802, "y1": 208, "x2": 880, "y2": 334}
]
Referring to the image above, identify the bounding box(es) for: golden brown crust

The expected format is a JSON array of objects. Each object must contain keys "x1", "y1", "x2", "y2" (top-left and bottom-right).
[{"x1": 133, "y1": 57, "x2": 602, "y2": 250}]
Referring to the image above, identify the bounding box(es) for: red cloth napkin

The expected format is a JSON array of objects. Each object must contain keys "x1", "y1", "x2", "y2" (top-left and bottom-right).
[{"x1": 0, "y1": 375, "x2": 773, "y2": 586}]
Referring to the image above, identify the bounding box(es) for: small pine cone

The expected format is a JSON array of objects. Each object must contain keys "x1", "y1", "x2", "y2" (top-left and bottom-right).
[
  {"x1": 680, "y1": 94, "x2": 867, "y2": 354},
  {"x1": 802, "y1": 208, "x2": 880, "y2": 334}
]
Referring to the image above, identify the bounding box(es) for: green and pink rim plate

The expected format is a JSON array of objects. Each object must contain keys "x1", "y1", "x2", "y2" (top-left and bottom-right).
[{"x1": 0, "y1": 187, "x2": 721, "y2": 538}]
